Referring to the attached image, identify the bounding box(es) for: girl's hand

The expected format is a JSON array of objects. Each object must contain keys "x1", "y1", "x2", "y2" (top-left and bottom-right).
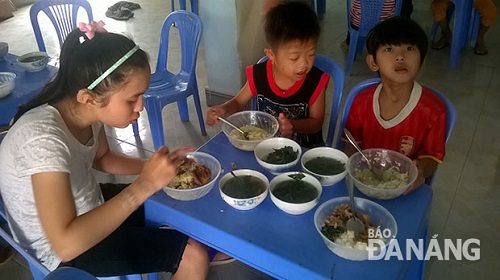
[
  {"x1": 278, "y1": 113, "x2": 293, "y2": 138},
  {"x1": 206, "y1": 106, "x2": 226, "y2": 125},
  {"x1": 137, "y1": 146, "x2": 194, "y2": 193}
]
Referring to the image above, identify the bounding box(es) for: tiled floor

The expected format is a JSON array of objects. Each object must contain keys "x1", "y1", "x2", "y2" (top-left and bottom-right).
[{"x1": 1, "y1": 0, "x2": 499, "y2": 279}]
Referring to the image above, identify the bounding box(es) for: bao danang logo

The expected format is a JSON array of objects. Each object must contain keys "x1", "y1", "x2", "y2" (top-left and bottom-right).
[{"x1": 366, "y1": 229, "x2": 480, "y2": 261}]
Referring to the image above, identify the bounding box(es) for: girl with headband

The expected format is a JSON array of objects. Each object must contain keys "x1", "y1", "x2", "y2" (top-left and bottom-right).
[{"x1": 0, "y1": 21, "x2": 209, "y2": 278}]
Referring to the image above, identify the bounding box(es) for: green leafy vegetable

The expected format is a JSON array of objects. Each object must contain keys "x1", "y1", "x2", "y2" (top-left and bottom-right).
[
  {"x1": 305, "y1": 157, "x2": 345, "y2": 175},
  {"x1": 321, "y1": 225, "x2": 346, "y2": 242},
  {"x1": 288, "y1": 172, "x2": 305, "y2": 181},
  {"x1": 264, "y1": 146, "x2": 298, "y2": 164}
]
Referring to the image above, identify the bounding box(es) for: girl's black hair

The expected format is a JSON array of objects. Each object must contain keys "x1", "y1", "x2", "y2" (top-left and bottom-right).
[
  {"x1": 14, "y1": 29, "x2": 149, "y2": 122},
  {"x1": 366, "y1": 16, "x2": 428, "y2": 65},
  {"x1": 265, "y1": 2, "x2": 321, "y2": 50}
]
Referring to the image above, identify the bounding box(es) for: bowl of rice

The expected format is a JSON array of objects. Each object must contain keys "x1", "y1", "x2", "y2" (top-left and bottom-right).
[
  {"x1": 314, "y1": 197, "x2": 397, "y2": 261},
  {"x1": 221, "y1": 111, "x2": 279, "y2": 151},
  {"x1": 347, "y1": 148, "x2": 418, "y2": 200},
  {"x1": 163, "y1": 152, "x2": 221, "y2": 201}
]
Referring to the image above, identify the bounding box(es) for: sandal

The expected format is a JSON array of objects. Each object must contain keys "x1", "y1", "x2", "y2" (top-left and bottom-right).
[
  {"x1": 209, "y1": 257, "x2": 236, "y2": 266},
  {"x1": 431, "y1": 34, "x2": 451, "y2": 50},
  {"x1": 474, "y1": 43, "x2": 488, "y2": 55}
]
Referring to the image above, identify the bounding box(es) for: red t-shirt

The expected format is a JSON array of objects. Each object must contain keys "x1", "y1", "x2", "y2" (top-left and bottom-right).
[{"x1": 345, "y1": 82, "x2": 446, "y2": 163}]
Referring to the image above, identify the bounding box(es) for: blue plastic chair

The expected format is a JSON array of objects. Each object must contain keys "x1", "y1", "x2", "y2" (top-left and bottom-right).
[
  {"x1": 30, "y1": 0, "x2": 93, "y2": 52},
  {"x1": 335, "y1": 78, "x2": 456, "y2": 185},
  {"x1": 345, "y1": 0, "x2": 402, "y2": 75},
  {"x1": 170, "y1": 0, "x2": 198, "y2": 14},
  {"x1": 44, "y1": 267, "x2": 98, "y2": 280},
  {"x1": 254, "y1": 54, "x2": 345, "y2": 147},
  {"x1": 431, "y1": 0, "x2": 480, "y2": 68},
  {"x1": 133, "y1": 11, "x2": 205, "y2": 149}
]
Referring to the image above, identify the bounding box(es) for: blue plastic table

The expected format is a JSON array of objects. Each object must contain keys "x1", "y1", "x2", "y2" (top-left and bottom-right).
[
  {"x1": 144, "y1": 133, "x2": 432, "y2": 280},
  {"x1": 0, "y1": 53, "x2": 58, "y2": 126}
]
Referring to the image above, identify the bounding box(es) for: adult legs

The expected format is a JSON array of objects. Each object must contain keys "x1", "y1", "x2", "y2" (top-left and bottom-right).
[
  {"x1": 474, "y1": 0, "x2": 497, "y2": 55},
  {"x1": 431, "y1": 0, "x2": 452, "y2": 49}
]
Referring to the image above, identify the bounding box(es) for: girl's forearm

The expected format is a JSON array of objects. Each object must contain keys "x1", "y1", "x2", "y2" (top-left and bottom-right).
[{"x1": 94, "y1": 149, "x2": 146, "y2": 175}]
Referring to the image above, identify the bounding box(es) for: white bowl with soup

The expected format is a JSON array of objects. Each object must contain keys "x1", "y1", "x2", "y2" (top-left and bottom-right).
[
  {"x1": 301, "y1": 147, "x2": 348, "y2": 186},
  {"x1": 221, "y1": 111, "x2": 279, "y2": 151},
  {"x1": 219, "y1": 169, "x2": 269, "y2": 210},
  {"x1": 254, "y1": 137, "x2": 302, "y2": 175},
  {"x1": 269, "y1": 172, "x2": 322, "y2": 215},
  {"x1": 17, "y1": 52, "x2": 49, "y2": 72}
]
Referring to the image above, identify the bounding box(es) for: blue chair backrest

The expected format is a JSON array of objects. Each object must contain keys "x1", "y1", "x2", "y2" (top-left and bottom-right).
[
  {"x1": 170, "y1": 0, "x2": 198, "y2": 14},
  {"x1": 347, "y1": 0, "x2": 402, "y2": 36},
  {"x1": 335, "y1": 78, "x2": 456, "y2": 185},
  {"x1": 253, "y1": 54, "x2": 344, "y2": 147},
  {"x1": 30, "y1": 0, "x2": 93, "y2": 52},
  {"x1": 155, "y1": 11, "x2": 202, "y2": 78},
  {"x1": 44, "y1": 267, "x2": 98, "y2": 280}
]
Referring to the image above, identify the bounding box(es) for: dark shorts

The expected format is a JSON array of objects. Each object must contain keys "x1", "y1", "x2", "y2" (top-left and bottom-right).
[{"x1": 59, "y1": 183, "x2": 188, "y2": 277}]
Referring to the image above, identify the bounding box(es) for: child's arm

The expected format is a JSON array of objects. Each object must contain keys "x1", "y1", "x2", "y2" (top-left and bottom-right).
[
  {"x1": 278, "y1": 88, "x2": 326, "y2": 137},
  {"x1": 205, "y1": 81, "x2": 254, "y2": 125},
  {"x1": 32, "y1": 145, "x2": 193, "y2": 262},
  {"x1": 93, "y1": 127, "x2": 145, "y2": 175},
  {"x1": 404, "y1": 158, "x2": 438, "y2": 195}
]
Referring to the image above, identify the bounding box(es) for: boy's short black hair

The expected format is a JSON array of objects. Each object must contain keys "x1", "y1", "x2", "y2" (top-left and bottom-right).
[
  {"x1": 265, "y1": 2, "x2": 320, "y2": 50},
  {"x1": 366, "y1": 16, "x2": 428, "y2": 65}
]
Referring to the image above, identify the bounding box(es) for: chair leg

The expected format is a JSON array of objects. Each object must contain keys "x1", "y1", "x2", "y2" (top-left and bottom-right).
[
  {"x1": 177, "y1": 99, "x2": 190, "y2": 122},
  {"x1": 345, "y1": 33, "x2": 359, "y2": 75},
  {"x1": 145, "y1": 99, "x2": 166, "y2": 150},
  {"x1": 190, "y1": 0, "x2": 199, "y2": 14},
  {"x1": 191, "y1": 87, "x2": 207, "y2": 136},
  {"x1": 132, "y1": 123, "x2": 139, "y2": 136}
]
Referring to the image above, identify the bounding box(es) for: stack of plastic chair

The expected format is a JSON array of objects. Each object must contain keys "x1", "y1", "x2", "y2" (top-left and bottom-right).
[
  {"x1": 253, "y1": 54, "x2": 345, "y2": 147},
  {"x1": 132, "y1": 11, "x2": 205, "y2": 150},
  {"x1": 170, "y1": 0, "x2": 198, "y2": 14},
  {"x1": 335, "y1": 78, "x2": 456, "y2": 184},
  {"x1": 30, "y1": 0, "x2": 93, "y2": 52},
  {"x1": 344, "y1": 0, "x2": 402, "y2": 75},
  {"x1": 430, "y1": 0, "x2": 480, "y2": 68}
]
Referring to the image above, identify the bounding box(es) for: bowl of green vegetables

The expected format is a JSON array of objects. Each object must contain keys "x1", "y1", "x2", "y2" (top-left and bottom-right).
[
  {"x1": 269, "y1": 172, "x2": 322, "y2": 215},
  {"x1": 254, "y1": 137, "x2": 302, "y2": 175},
  {"x1": 301, "y1": 147, "x2": 348, "y2": 186}
]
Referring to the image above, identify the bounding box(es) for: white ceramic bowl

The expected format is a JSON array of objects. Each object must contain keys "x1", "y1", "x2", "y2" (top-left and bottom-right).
[
  {"x1": 219, "y1": 169, "x2": 269, "y2": 210},
  {"x1": 17, "y1": 52, "x2": 49, "y2": 72},
  {"x1": 162, "y1": 152, "x2": 221, "y2": 201},
  {"x1": 314, "y1": 197, "x2": 398, "y2": 261},
  {"x1": 0, "y1": 42, "x2": 8, "y2": 61},
  {"x1": 301, "y1": 147, "x2": 348, "y2": 186},
  {"x1": 221, "y1": 111, "x2": 279, "y2": 151},
  {"x1": 347, "y1": 148, "x2": 418, "y2": 200},
  {"x1": 269, "y1": 172, "x2": 322, "y2": 215},
  {"x1": 0, "y1": 72, "x2": 16, "y2": 99},
  {"x1": 254, "y1": 137, "x2": 302, "y2": 175}
]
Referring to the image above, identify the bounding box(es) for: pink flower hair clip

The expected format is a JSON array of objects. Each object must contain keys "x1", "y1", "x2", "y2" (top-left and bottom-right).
[{"x1": 78, "y1": 20, "x2": 107, "y2": 41}]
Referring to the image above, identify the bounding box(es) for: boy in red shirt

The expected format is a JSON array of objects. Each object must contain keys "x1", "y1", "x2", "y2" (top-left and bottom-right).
[{"x1": 344, "y1": 17, "x2": 446, "y2": 194}]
